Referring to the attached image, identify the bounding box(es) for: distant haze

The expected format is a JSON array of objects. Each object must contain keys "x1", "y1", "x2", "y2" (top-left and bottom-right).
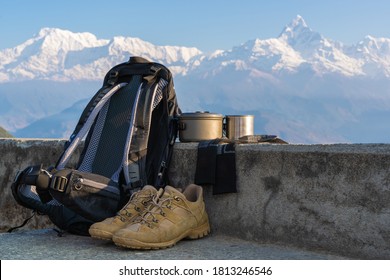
[{"x1": 1, "y1": 16, "x2": 389, "y2": 144}]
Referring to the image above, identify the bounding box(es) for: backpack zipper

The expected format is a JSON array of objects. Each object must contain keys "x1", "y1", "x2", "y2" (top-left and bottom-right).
[{"x1": 74, "y1": 177, "x2": 120, "y2": 195}]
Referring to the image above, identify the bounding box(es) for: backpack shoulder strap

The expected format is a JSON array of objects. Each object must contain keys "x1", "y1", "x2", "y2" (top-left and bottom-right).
[{"x1": 56, "y1": 83, "x2": 128, "y2": 169}]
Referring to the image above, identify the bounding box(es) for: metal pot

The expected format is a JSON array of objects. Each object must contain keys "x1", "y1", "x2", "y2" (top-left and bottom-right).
[
  {"x1": 178, "y1": 112, "x2": 224, "y2": 142},
  {"x1": 225, "y1": 115, "x2": 254, "y2": 140}
]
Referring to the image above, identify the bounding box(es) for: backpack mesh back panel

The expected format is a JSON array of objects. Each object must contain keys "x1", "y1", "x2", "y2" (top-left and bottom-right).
[{"x1": 79, "y1": 76, "x2": 142, "y2": 180}]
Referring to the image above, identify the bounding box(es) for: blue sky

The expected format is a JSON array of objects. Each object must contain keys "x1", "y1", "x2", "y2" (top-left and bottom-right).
[{"x1": 1, "y1": 0, "x2": 390, "y2": 52}]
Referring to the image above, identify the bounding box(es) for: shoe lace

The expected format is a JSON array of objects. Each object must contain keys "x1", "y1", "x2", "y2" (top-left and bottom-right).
[
  {"x1": 117, "y1": 190, "x2": 153, "y2": 222},
  {"x1": 139, "y1": 192, "x2": 180, "y2": 227}
]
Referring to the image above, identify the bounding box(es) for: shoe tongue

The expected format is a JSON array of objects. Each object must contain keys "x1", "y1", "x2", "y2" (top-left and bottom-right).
[
  {"x1": 156, "y1": 188, "x2": 164, "y2": 198},
  {"x1": 163, "y1": 185, "x2": 184, "y2": 199},
  {"x1": 142, "y1": 185, "x2": 157, "y2": 192}
]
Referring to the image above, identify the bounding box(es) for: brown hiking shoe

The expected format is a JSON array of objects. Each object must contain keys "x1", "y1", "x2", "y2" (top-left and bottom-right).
[
  {"x1": 89, "y1": 185, "x2": 157, "y2": 240},
  {"x1": 112, "y1": 184, "x2": 210, "y2": 249}
]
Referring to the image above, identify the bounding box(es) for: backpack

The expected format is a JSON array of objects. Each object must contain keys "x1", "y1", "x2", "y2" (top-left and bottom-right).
[{"x1": 10, "y1": 56, "x2": 180, "y2": 235}]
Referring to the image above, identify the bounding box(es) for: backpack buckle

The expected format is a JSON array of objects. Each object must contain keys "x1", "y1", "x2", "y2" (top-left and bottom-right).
[
  {"x1": 50, "y1": 175, "x2": 68, "y2": 192},
  {"x1": 107, "y1": 71, "x2": 119, "y2": 85},
  {"x1": 150, "y1": 65, "x2": 159, "y2": 73}
]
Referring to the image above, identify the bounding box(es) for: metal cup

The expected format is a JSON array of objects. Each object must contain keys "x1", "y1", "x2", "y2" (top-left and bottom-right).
[{"x1": 225, "y1": 115, "x2": 254, "y2": 140}]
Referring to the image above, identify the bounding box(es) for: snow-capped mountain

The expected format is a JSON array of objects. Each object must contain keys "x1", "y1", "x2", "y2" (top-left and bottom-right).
[
  {"x1": 2, "y1": 15, "x2": 390, "y2": 82},
  {"x1": 187, "y1": 15, "x2": 389, "y2": 78},
  {"x1": 0, "y1": 27, "x2": 202, "y2": 82},
  {"x1": 1, "y1": 15, "x2": 390, "y2": 143}
]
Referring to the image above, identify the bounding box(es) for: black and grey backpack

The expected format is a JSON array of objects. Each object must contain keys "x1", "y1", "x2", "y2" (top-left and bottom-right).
[{"x1": 10, "y1": 56, "x2": 180, "y2": 235}]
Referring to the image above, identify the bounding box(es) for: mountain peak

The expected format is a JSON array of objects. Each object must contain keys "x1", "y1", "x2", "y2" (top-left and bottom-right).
[
  {"x1": 38, "y1": 27, "x2": 68, "y2": 37},
  {"x1": 279, "y1": 15, "x2": 312, "y2": 39},
  {"x1": 34, "y1": 27, "x2": 109, "y2": 55},
  {"x1": 36, "y1": 27, "x2": 108, "y2": 45},
  {"x1": 278, "y1": 15, "x2": 323, "y2": 48},
  {"x1": 289, "y1": 15, "x2": 308, "y2": 29}
]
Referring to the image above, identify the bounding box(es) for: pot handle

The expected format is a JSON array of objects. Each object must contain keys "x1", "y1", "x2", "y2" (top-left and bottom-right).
[{"x1": 177, "y1": 122, "x2": 186, "y2": 131}]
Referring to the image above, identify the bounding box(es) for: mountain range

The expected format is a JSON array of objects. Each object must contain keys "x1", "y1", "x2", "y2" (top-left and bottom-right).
[{"x1": 1, "y1": 15, "x2": 389, "y2": 143}]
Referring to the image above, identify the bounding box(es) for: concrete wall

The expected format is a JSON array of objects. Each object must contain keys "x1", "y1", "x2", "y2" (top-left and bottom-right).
[{"x1": 1, "y1": 138, "x2": 389, "y2": 259}]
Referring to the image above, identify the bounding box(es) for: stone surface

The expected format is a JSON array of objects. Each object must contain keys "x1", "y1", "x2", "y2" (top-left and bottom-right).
[
  {"x1": 1, "y1": 139, "x2": 390, "y2": 259},
  {"x1": 0, "y1": 229, "x2": 346, "y2": 260}
]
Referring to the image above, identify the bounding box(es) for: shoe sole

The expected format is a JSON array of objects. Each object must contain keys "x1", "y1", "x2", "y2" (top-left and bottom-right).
[
  {"x1": 89, "y1": 228, "x2": 114, "y2": 241},
  {"x1": 113, "y1": 222, "x2": 210, "y2": 250}
]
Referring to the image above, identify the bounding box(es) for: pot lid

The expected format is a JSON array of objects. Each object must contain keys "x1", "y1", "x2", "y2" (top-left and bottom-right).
[{"x1": 179, "y1": 111, "x2": 224, "y2": 119}]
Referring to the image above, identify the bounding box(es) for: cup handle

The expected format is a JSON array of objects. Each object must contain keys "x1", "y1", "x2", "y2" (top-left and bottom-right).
[{"x1": 222, "y1": 117, "x2": 227, "y2": 137}]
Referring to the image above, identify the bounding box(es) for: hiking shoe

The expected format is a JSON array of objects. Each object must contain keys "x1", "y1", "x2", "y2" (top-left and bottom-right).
[
  {"x1": 112, "y1": 184, "x2": 210, "y2": 249},
  {"x1": 89, "y1": 185, "x2": 157, "y2": 240}
]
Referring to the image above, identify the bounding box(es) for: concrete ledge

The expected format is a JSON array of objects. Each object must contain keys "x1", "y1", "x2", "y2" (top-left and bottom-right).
[{"x1": 1, "y1": 138, "x2": 389, "y2": 259}]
